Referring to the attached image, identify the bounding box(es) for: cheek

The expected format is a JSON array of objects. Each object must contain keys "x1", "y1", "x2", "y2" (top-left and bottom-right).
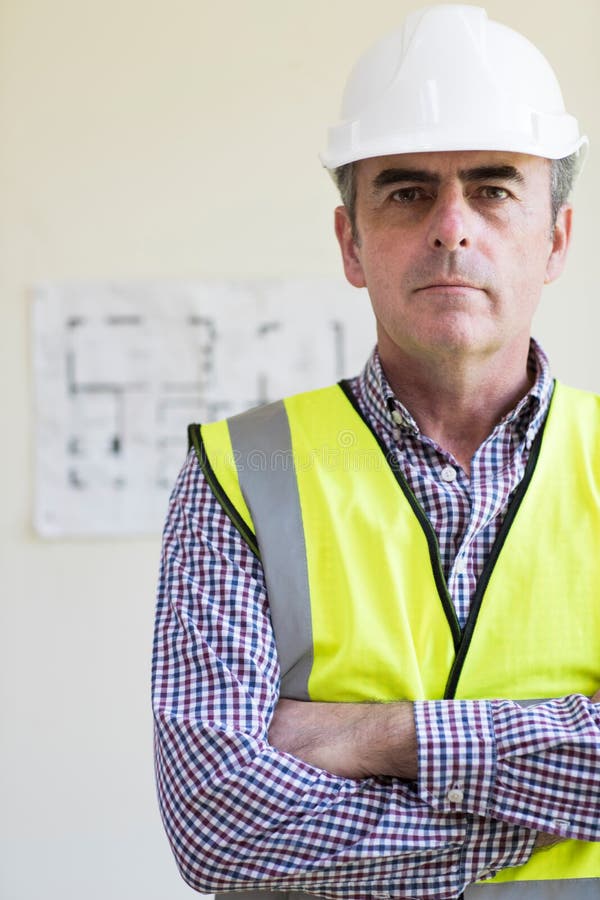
[
  {"x1": 510, "y1": 205, "x2": 553, "y2": 261},
  {"x1": 480, "y1": 215, "x2": 552, "y2": 289},
  {"x1": 358, "y1": 231, "x2": 415, "y2": 284},
  {"x1": 513, "y1": 233, "x2": 553, "y2": 288}
]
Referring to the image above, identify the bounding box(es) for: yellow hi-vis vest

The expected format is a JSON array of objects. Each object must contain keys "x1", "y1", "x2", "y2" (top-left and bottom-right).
[{"x1": 189, "y1": 379, "x2": 600, "y2": 899}]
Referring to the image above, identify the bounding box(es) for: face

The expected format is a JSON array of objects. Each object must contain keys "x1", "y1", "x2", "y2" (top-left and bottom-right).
[{"x1": 335, "y1": 150, "x2": 572, "y2": 371}]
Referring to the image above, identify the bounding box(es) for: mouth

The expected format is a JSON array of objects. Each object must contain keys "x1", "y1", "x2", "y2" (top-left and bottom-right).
[
  {"x1": 415, "y1": 282, "x2": 482, "y2": 295},
  {"x1": 418, "y1": 281, "x2": 479, "y2": 289}
]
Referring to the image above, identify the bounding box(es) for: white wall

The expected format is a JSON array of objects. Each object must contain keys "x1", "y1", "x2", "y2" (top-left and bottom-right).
[{"x1": 1, "y1": 2, "x2": 599, "y2": 898}]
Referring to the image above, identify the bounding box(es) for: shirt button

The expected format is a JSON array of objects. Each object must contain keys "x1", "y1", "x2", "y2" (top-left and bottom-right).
[
  {"x1": 455, "y1": 556, "x2": 468, "y2": 575},
  {"x1": 447, "y1": 787, "x2": 464, "y2": 803},
  {"x1": 441, "y1": 465, "x2": 457, "y2": 483}
]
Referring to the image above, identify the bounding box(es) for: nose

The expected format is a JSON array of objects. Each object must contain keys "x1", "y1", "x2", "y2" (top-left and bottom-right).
[{"x1": 427, "y1": 186, "x2": 470, "y2": 251}]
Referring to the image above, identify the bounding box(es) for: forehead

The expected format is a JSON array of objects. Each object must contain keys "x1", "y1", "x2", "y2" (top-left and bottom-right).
[{"x1": 357, "y1": 150, "x2": 551, "y2": 184}]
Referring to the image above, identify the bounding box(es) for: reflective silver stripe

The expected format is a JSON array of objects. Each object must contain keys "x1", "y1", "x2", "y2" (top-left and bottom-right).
[
  {"x1": 228, "y1": 401, "x2": 314, "y2": 700},
  {"x1": 519, "y1": 698, "x2": 552, "y2": 707},
  {"x1": 216, "y1": 879, "x2": 600, "y2": 900},
  {"x1": 465, "y1": 877, "x2": 599, "y2": 899}
]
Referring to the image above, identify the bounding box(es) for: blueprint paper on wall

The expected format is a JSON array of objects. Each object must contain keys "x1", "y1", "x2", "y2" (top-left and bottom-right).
[{"x1": 32, "y1": 279, "x2": 375, "y2": 537}]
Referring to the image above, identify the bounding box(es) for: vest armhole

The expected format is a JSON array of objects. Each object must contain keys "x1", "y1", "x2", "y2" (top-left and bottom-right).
[{"x1": 187, "y1": 423, "x2": 261, "y2": 560}]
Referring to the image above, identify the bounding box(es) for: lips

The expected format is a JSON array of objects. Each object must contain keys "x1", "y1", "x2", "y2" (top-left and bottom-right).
[{"x1": 416, "y1": 282, "x2": 480, "y2": 291}]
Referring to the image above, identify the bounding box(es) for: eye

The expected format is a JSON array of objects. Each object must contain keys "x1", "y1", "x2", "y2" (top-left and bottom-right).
[
  {"x1": 390, "y1": 186, "x2": 431, "y2": 204},
  {"x1": 474, "y1": 185, "x2": 511, "y2": 201}
]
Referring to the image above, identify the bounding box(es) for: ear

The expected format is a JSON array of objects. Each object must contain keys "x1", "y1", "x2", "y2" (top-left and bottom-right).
[
  {"x1": 544, "y1": 203, "x2": 573, "y2": 284},
  {"x1": 334, "y1": 206, "x2": 367, "y2": 288}
]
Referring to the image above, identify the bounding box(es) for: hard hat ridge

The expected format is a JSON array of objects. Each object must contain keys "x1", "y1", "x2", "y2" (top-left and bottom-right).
[{"x1": 321, "y1": 4, "x2": 587, "y2": 168}]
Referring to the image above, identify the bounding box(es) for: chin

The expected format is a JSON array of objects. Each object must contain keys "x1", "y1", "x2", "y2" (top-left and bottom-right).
[{"x1": 417, "y1": 315, "x2": 496, "y2": 355}]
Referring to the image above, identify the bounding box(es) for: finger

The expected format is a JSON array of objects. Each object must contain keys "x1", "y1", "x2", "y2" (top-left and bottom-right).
[{"x1": 534, "y1": 831, "x2": 563, "y2": 850}]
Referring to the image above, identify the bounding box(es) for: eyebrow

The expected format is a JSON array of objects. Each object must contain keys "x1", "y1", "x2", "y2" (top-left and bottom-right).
[{"x1": 371, "y1": 165, "x2": 525, "y2": 192}]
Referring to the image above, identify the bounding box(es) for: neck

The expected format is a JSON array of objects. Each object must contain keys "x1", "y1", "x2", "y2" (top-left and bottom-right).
[{"x1": 379, "y1": 338, "x2": 534, "y2": 474}]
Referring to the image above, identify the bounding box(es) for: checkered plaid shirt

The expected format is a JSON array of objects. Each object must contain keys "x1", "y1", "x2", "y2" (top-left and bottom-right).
[{"x1": 152, "y1": 340, "x2": 600, "y2": 898}]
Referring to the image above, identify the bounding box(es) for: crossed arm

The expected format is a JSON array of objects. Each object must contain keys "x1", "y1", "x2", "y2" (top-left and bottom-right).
[
  {"x1": 153, "y1": 454, "x2": 600, "y2": 899},
  {"x1": 269, "y1": 697, "x2": 419, "y2": 781},
  {"x1": 269, "y1": 691, "x2": 600, "y2": 779},
  {"x1": 269, "y1": 693, "x2": 600, "y2": 850}
]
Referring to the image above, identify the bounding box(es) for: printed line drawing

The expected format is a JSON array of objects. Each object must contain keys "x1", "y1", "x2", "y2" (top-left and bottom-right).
[{"x1": 33, "y1": 280, "x2": 374, "y2": 537}]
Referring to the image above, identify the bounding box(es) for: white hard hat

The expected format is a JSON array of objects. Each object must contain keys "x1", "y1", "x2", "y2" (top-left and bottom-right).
[{"x1": 321, "y1": 4, "x2": 588, "y2": 168}]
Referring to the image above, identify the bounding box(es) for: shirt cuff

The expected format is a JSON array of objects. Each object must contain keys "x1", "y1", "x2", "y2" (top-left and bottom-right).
[
  {"x1": 414, "y1": 699, "x2": 497, "y2": 817},
  {"x1": 460, "y1": 817, "x2": 537, "y2": 888}
]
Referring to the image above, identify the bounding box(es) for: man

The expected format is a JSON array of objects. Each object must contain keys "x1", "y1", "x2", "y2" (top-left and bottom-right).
[{"x1": 153, "y1": 6, "x2": 600, "y2": 899}]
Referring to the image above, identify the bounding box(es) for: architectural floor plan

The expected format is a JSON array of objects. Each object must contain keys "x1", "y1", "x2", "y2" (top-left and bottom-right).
[{"x1": 33, "y1": 279, "x2": 374, "y2": 536}]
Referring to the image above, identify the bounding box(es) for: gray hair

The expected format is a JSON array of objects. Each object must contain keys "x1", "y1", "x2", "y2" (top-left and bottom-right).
[
  {"x1": 333, "y1": 153, "x2": 579, "y2": 240},
  {"x1": 332, "y1": 162, "x2": 359, "y2": 241},
  {"x1": 550, "y1": 153, "x2": 578, "y2": 225}
]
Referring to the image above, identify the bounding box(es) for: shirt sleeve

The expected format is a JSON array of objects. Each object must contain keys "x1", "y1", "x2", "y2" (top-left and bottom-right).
[
  {"x1": 152, "y1": 451, "x2": 536, "y2": 899},
  {"x1": 414, "y1": 696, "x2": 600, "y2": 842}
]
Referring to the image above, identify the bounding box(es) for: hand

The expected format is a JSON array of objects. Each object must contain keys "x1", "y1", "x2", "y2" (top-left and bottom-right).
[
  {"x1": 268, "y1": 698, "x2": 417, "y2": 780},
  {"x1": 534, "y1": 831, "x2": 564, "y2": 851}
]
